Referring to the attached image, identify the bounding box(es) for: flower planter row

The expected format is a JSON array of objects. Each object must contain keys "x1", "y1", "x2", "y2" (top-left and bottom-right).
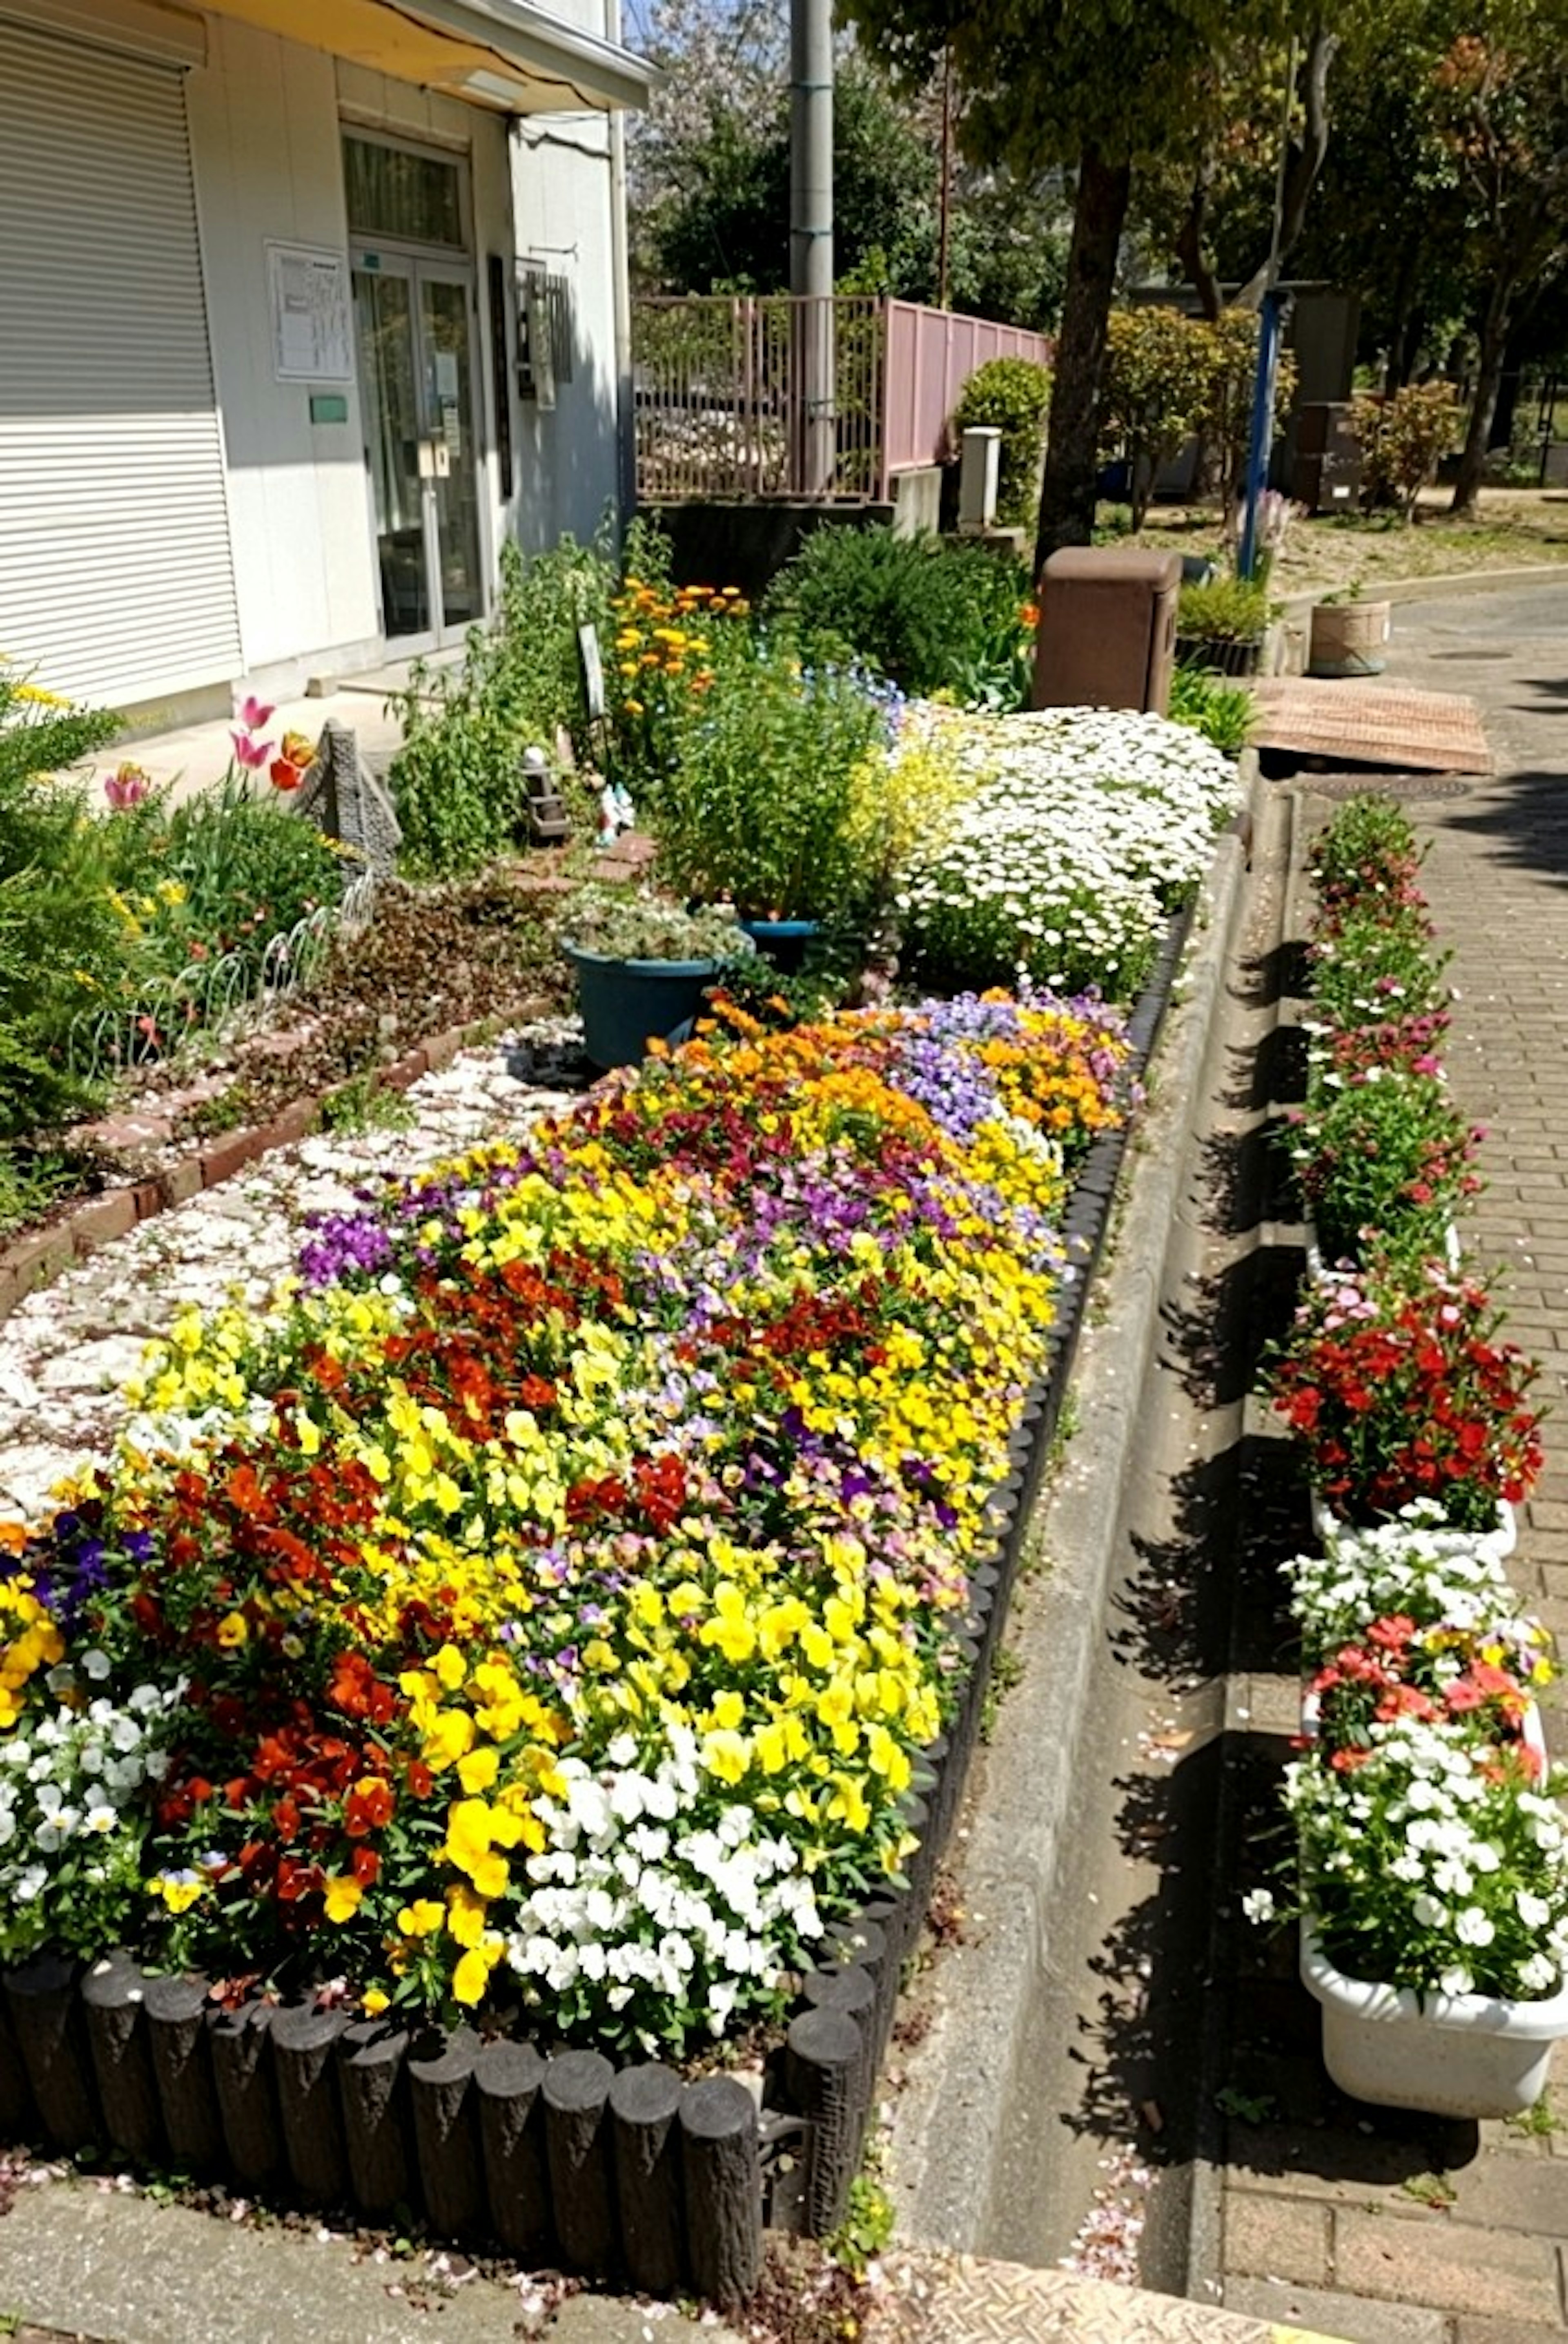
[
  {"x1": 0, "y1": 905, "x2": 1197, "y2": 2291},
  {"x1": 1278, "y1": 803, "x2": 1562, "y2": 2120}
]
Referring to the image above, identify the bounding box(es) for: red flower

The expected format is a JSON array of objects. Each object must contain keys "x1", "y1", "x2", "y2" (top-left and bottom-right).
[{"x1": 344, "y1": 1775, "x2": 395, "y2": 1837}]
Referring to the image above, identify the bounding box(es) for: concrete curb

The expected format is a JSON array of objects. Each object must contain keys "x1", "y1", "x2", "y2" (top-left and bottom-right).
[
  {"x1": 1278, "y1": 560, "x2": 1568, "y2": 628},
  {"x1": 885, "y1": 754, "x2": 1263, "y2": 2250}
]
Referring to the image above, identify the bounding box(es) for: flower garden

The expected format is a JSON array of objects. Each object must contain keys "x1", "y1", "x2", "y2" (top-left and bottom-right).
[
  {"x1": 1253, "y1": 796, "x2": 1567, "y2": 2115},
  {"x1": 0, "y1": 522, "x2": 1249, "y2": 2293}
]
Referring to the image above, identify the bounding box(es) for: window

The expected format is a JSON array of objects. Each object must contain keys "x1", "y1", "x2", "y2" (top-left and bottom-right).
[{"x1": 344, "y1": 136, "x2": 463, "y2": 250}]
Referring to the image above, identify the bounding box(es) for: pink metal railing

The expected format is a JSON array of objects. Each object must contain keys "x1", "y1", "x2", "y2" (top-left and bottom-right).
[
  {"x1": 631, "y1": 294, "x2": 1050, "y2": 504},
  {"x1": 880, "y1": 302, "x2": 1052, "y2": 484}
]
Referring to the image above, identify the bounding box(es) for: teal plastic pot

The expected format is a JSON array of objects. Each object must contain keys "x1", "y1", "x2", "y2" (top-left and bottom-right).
[
  {"x1": 739, "y1": 918, "x2": 820, "y2": 974},
  {"x1": 562, "y1": 943, "x2": 719, "y2": 1070}
]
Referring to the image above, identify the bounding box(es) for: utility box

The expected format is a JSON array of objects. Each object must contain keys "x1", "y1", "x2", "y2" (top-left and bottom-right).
[
  {"x1": 1033, "y1": 547, "x2": 1180, "y2": 714},
  {"x1": 1292, "y1": 401, "x2": 1363, "y2": 515}
]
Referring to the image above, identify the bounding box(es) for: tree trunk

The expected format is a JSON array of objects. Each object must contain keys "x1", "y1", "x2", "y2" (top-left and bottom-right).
[
  {"x1": 1034, "y1": 144, "x2": 1132, "y2": 575},
  {"x1": 1175, "y1": 165, "x2": 1223, "y2": 323},
  {"x1": 1233, "y1": 24, "x2": 1339, "y2": 311},
  {"x1": 1450, "y1": 283, "x2": 1512, "y2": 516}
]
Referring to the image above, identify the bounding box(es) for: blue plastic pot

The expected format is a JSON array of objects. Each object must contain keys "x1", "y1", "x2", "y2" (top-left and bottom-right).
[
  {"x1": 562, "y1": 943, "x2": 719, "y2": 1070},
  {"x1": 739, "y1": 918, "x2": 820, "y2": 974}
]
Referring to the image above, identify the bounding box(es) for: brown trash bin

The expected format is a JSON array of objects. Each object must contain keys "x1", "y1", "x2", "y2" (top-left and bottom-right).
[{"x1": 1032, "y1": 547, "x2": 1180, "y2": 715}]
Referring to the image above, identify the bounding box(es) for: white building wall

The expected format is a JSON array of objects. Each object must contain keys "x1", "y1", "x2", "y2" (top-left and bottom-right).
[
  {"x1": 508, "y1": 0, "x2": 624, "y2": 554},
  {"x1": 185, "y1": 24, "x2": 525, "y2": 697},
  {"x1": 184, "y1": 21, "x2": 382, "y2": 689}
]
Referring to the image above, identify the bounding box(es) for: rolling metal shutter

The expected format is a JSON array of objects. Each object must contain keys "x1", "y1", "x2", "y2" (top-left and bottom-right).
[{"x1": 0, "y1": 20, "x2": 242, "y2": 709}]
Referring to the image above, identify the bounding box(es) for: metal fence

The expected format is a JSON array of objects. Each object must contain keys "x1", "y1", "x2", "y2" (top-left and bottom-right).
[
  {"x1": 67, "y1": 867, "x2": 379, "y2": 1077},
  {"x1": 632, "y1": 294, "x2": 1051, "y2": 504}
]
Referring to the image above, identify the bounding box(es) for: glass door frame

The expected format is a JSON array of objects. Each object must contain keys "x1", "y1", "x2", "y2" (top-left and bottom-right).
[{"x1": 350, "y1": 242, "x2": 490, "y2": 655}]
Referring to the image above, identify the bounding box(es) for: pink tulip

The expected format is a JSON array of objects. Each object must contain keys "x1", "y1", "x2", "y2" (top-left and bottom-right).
[
  {"x1": 238, "y1": 694, "x2": 276, "y2": 730},
  {"x1": 103, "y1": 763, "x2": 150, "y2": 810},
  {"x1": 231, "y1": 729, "x2": 274, "y2": 770}
]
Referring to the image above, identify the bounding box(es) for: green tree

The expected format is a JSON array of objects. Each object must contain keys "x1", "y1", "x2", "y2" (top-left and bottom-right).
[
  {"x1": 1437, "y1": 6, "x2": 1568, "y2": 512},
  {"x1": 840, "y1": 0, "x2": 1323, "y2": 568},
  {"x1": 641, "y1": 45, "x2": 1068, "y2": 326}
]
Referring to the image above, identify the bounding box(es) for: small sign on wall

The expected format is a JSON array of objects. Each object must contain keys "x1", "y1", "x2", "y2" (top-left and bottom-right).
[{"x1": 267, "y1": 241, "x2": 354, "y2": 384}]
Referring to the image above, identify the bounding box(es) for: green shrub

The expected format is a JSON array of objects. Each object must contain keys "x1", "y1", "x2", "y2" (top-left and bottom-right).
[
  {"x1": 1099, "y1": 309, "x2": 1211, "y2": 528},
  {"x1": 0, "y1": 669, "x2": 122, "y2": 1140},
  {"x1": 1352, "y1": 384, "x2": 1460, "y2": 520},
  {"x1": 388, "y1": 533, "x2": 623, "y2": 874},
  {"x1": 1176, "y1": 574, "x2": 1270, "y2": 644},
  {"x1": 951, "y1": 357, "x2": 1051, "y2": 528},
  {"x1": 646, "y1": 640, "x2": 886, "y2": 920},
  {"x1": 1166, "y1": 665, "x2": 1255, "y2": 756},
  {"x1": 764, "y1": 526, "x2": 1031, "y2": 704}
]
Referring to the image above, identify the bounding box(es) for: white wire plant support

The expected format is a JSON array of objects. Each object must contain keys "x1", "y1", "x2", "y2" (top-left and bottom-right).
[{"x1": 68, "y1": 867, "x2": 380, "y2": 1078}]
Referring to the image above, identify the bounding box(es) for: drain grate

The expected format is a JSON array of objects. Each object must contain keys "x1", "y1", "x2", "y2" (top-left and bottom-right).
[{"x1": 1296, "y1": 771, "x2": 1473, "y2": 801}]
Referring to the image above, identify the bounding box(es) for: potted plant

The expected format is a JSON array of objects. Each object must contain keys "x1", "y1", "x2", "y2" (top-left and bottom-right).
[
  {"x1": 1265, "y1": 1260, "x2": 1543, "y2": 1542},
  {"x1": 1174, "y1": 574, "x2": 1270, "y2": 676},
  {"x1": 1308, "y1": 580, "x2": 1392, "y2": 678},
  {"x1": 1286, "y1": 1068, "x2": 1483, "y2": 1274},
  {"x1": 559, "y1": 885, "x2": 754, "y2": 1070},
  {"x1": 1276, "y1": 1713, "x2": 1568, "y2": 2118},
  {"x1": 1248, "y1": 1509, "x2": 1568, "y2": 2119}
]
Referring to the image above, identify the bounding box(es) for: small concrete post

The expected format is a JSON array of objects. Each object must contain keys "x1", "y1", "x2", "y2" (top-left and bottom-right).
[{"x1": 958, "y1": 427, "x2": 1002, "y2": 531}]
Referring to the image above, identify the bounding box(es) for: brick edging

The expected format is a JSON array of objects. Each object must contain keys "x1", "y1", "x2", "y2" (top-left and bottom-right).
[{"x1": 0, "y1": 1017, "x2": 496, "y2": 1325}]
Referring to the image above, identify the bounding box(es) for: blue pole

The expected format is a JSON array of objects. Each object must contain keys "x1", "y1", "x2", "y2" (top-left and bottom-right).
[{"x1": 1238, "y1": 288, "x2": 1285, "y2": 581}]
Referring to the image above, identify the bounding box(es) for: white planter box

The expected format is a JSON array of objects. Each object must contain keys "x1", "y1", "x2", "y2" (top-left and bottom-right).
[
  {"x1": 1298, "y1": 1702, "x2": 1557, "y2": 2117},
  {"x1": 1300, "y1": 1924, "x2": 1568, "y2": 2118}
]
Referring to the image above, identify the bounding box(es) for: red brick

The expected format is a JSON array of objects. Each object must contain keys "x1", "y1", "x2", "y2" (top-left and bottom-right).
[
  {"x1": 422, "y1": 1026, "x2": 465, "y2": 1073},
  {"x1": 68, "y1": 1189, "x2": 138, "y2": 1255},
  {"x1": 1335, "y1": 2209, "x2": 1561, "y2": 2320},
  {"x1": 382, "y1": 1049, "x2": 428, "y2": 1093},
  {"x1": 131, "y1": 1178, "x2": 163, "y2": 1223},
  {"x1": 1, "y1": 1226, "x2": 74, "y2": 1290},
  {"x1": 260, "y1": 1099, "x2": 316, "y2": 1150},
  {"x1": 200, "y1": 1130, "x2": 265, "y2": 1186},
  {"x1": 158, "y1": 1158, "x2": 204, "y2": 1208},
  {"x1": 1225, "y1": 2192, "x2": 1331, "y2": 2283}
]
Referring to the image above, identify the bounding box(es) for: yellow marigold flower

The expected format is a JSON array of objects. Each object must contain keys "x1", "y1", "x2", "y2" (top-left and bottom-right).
[
  {"x1": 361, "y1": 1987, "x2": 390, "y2": 2017},
  {"x1": 216, "y1": 1612, "x2": 249, "y2": 1650}
]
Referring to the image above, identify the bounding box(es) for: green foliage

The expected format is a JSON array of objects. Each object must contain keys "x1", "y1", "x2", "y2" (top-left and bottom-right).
[
  {"x1": 1166, "y1": 664, "x2": 1255, "y2": 754},
  {"x1": 1176, "y1": 573, "x2": 1270, "y2": 644},
  {"x1": 642, "y1": 49, "x2": 1068, "y2": 331},
  {"x1": 0, "y1": 670, "x2": 124, "y2": 1139},
  {"x1": 154, "y1": 772, "x2": 347, "y2": 972},
  {"x1": 764, "y1": 526, "x2": 1032, "y2": 703},
  {"x1": 388, "y1": 534, "x2": 619, "y2": 875},
  {"x1": 0, "y1": 1144, "x2": 84, "y2": 1241},
  {"x1": 1099, "y1": 308, "x2": 1212, "y2": 526},
  {"x1": 1352, "y1": 383, "x2": 1461, "y2": 517},
  {"x1": 1194, "y1": 310, "x2": 1298, "y2": 515},
  {"x1": 951, "y1": 357, "x2": 1052, "y2": 525},
  {"x1": 559, "y1": 885, "x2": 753, "y2": 962},
  {"x1": 318, "y1": 1071, "x2": 415, "y2": 1135},
  {"x1": 645, "y1": 643, "x2": 886, "y2": 920},
  {"x1": 827, "y1": 2171, "x2": 896, "y2": 2277}
]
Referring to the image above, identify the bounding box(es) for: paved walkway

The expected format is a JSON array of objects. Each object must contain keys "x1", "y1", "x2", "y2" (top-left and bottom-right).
[{"x1": 1213, "y1": 581, "x2": 1568, "y2": 2344}]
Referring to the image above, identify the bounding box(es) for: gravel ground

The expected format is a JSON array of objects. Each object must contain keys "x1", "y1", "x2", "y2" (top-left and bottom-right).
[{"x1": 0, "y1": 1030, "x2": 579, "y2": 1525}]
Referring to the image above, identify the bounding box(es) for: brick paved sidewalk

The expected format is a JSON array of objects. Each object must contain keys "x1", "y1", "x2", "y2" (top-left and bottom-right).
[{"x1": 1214, "y1": 586, "x2": 1568, "y2": 2344}]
